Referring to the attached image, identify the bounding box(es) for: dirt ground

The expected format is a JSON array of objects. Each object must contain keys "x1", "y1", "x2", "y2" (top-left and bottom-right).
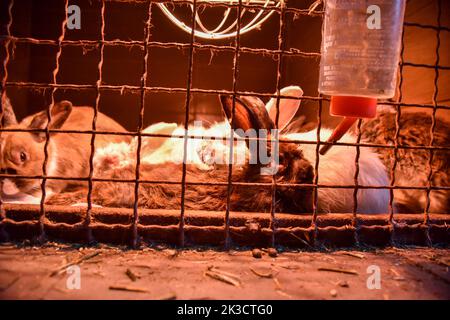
[{"x1": 0, "y1": 243, "x2": 448, "y2": 300}]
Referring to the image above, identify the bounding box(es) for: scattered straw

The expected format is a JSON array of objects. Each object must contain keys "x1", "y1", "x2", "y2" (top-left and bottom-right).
[{"x1": 318, "y1": 267, "x2": 359, "y2": 275}]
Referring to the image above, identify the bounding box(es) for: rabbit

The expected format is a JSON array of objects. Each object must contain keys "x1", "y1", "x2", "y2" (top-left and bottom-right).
[
  {"x1": 0, "y1": 96, "x2": 130, "y2": 204},
  {"x1": 360, "y1": 107, "x2": 450, "y2": 213},
  {"x1": 48, "y1": 86, "x2": 390, "y2": 214}
]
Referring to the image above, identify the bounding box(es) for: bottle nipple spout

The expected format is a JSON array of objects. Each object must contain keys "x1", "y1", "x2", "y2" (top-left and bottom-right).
[
  {"x1": 319, "y1": 117, "x2": 357, "y2": 155},
  {"x1": 319, "y1": 96, "x2": 377, "y2": 155}
]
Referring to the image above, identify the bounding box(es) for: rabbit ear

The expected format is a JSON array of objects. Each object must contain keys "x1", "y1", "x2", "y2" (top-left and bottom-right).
[
  {"x1": 1, "y1": 95, "x2": 18, "y2": 127},
  {"x1": 220, "y1": 95, "x2": 274, "y2": 134},
  {"x1": 265, "y1": 86, "x2": 303, "y2": 131},
  {"x1": 48, "y1": 100, "x2": 73, "y2": 129},
  {"x1": 29, "y1": 100, "x2": 73, "y2": 141}
]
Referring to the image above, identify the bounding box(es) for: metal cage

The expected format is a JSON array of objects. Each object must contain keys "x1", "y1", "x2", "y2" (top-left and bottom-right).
[{"x1": 0, "y1": 0, "x2": 449, "y2": 248}]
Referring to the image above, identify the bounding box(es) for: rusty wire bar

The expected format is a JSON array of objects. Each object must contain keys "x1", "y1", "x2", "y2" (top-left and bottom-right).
[
  {"x1": 224, "y1": 0, "x2": 244, "y2": 248},
  {"x1": 424, "y1": 0, "x2": 443, "y2": 246},
  {"x1": 0, "y1": 36, "x2": 322, "y2": 59},
  {"x1": 4, "y1": 81, "x2": 450, "y2": 111},
  {"x1": 1, "y1": 126, "x2": 449, "y2": 151},
  {"x1": 0, "y1": 0, "x2": 14, "y2": 240},
  {"x1": 352, "y1": 119, "x2": 363, "y2": 246},
  {"x1": 404, "y1": 21, "x2": 450, "y2": 32},
  {"x1": 389, "y1": 23, "x2": 406, "y2": 246},
  {"x1": 131, "y1": 1, "x2": 153, "y2": 248},
  {"x1": 310, "y1": 95, "x2": 323, "y2": 247},
  {"x1": 0, "y1": 171, "x2": 448, "y2": 191},
  {"x1": 38, "y1": 0, "x2": 69, "y2": 243},
  {"x1": 5, "y1": 35, "x2": 448, "y2": 71},
  {"x1": 3, "y1": 36, "x2": 450, "y2": 70},
  {"x1": 1, "y1": 125, "x2": 450, "y2": 151},
  {"x1": 85, "y1": 0, "x2": 107, "y2": 244},
  {"x1": 178, "y1": 0, "x2": 198, "y2": 247},
  {"x1": 269, "y1": 1, "x2": 287, "y2": 248},
  {"x1": 400, "y1": 61, "x2": 449, "y2": 70}
]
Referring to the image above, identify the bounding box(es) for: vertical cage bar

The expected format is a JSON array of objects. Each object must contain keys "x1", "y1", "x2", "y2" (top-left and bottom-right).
[
  {"x1": 132, "y1": 1, "x2": 153, "y2": 248},
  {"x1": 424, "y1": 0, "x2": 442, "y2": 245},
  {"x1": 0, "y1": 0, "x2": 14, "y2": 239},
  {"x1": 310, "y1": 3, "x2": 324, "y2": 247},
  {"x1": 0, "y1": 0, "x2": 13, "y2": 120},
  {"x1": 85, "y1": 0, "x2": 107, "y2": 244},
  {"x1": 270, "y1": 0, "x2": 287, "y2": 249},
  {"x1": 224, "y1": 0, "x2": 242, "y2": 248},
  {"x1": 179, "y1": 0, "x2": 198, "y2": 247},
  {"x1": 311, "y1": 95, "x2": 323, "y2": 247},
  {"x1": 389, "y1": 26, "x2": 406, "y2": 244},
  {"x1": 352, "y1": 119, "x2": 362, "y2": 245},
  {"x1": 38, "y1": 0, "x2": 69, "y2": 243}
]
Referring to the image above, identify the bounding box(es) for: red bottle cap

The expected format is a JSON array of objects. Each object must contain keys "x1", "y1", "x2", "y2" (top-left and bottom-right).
[
  {"x1": 330, "y1": 96, "x2": 377, "y2": 118},
  {"x1": 320, "y1": 96, "x2": 378, "y2": 155}
]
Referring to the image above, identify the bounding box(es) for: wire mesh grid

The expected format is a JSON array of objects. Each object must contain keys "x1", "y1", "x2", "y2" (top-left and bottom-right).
[{"x1": 0, "y1": 0, "x2": 449, "y2": 248}]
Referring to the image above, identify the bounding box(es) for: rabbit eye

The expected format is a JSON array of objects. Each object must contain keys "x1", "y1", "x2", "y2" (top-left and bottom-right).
[{"x1": 20, "y1": 152, "x2": 27, "y2": 162}]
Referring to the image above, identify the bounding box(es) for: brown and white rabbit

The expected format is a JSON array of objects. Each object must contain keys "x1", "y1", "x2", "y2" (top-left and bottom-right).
[
  {"x1": 0, "y1": 96, "x2": 130, "y2": 204},
  {"x1": 361, "y1": 107, "x2": 450, "y2": 213},
  {"x1": 48, "y1": 87, "x2": 390, "y2": 214}
]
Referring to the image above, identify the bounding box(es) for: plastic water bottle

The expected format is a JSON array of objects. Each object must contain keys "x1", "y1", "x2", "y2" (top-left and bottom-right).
[{"x1": 318, "y1": 0, "x2": 406, "y2": 155}]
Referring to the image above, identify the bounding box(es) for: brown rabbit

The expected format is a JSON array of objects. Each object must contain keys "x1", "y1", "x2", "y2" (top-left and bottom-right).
[
  {"x1": 0, "y1": 96, "x2": 130, "y2": 204},
  {"x1": 47, "y1": 94, "x2": 315, "y2": 213},
  {"x1": 361, "y1": 108, "x2": 450, "y2": 213}
]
